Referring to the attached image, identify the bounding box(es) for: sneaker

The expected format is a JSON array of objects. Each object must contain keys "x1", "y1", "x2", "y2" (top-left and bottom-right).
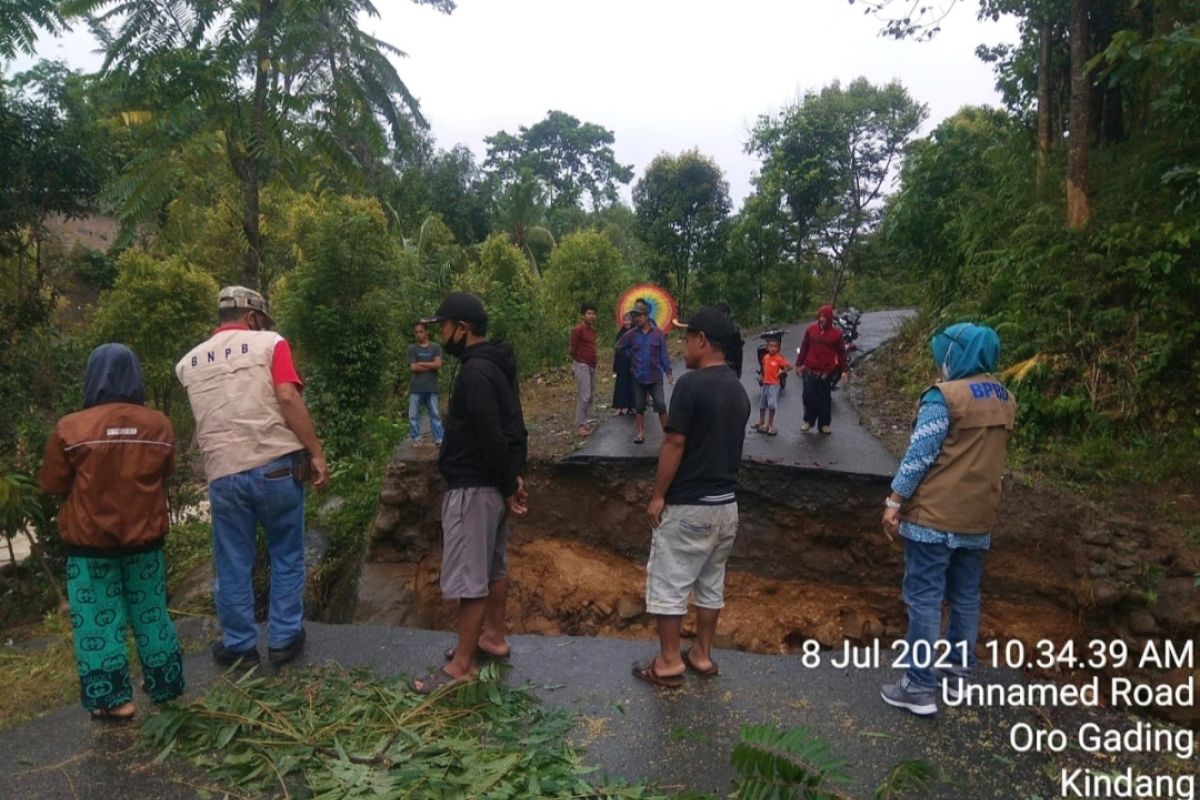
[
  {"x1": 935, "y1": 668, "x2": 971, "y2": 703},
  {"x1": 880, "y1": 675, "x2": 938, "y2": 716},
  {"x1": 799, "y1": 422, "x2": 813, "y2": 432},
  {"x1": 819, "y1": 425, "x2": 832, "y2": 434},
  {"x1": 268, "y1": 627, "x2": 306, "y2": 666},
  {"x1": 212, "y1": 641, "x2": 260, "y2": 667}
]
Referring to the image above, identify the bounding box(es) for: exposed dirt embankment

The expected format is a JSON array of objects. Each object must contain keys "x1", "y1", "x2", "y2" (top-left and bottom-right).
[{"x1": 351, "y1": 450, "x2": 1199, "y2": 723}]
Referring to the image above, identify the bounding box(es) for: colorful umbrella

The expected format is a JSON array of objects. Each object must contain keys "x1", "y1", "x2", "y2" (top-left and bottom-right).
[{"x1": 616, "y1": 284, "x2": 679, "y2": 331}]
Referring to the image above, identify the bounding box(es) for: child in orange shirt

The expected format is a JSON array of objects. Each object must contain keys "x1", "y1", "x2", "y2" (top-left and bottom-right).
[{"x1": 754, "y1": 339, "x2": 791, "y2": 435}]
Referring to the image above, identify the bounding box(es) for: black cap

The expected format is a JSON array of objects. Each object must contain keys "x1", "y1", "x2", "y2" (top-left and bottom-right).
[
  {"x1": 422, "y1": 291, "x2": 488, "y2": 325},
  {"x1": 671, "y1": 306, "x2": 737, "y2": 349}
]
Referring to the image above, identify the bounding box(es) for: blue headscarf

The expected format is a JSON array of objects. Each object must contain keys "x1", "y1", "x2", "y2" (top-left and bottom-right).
[
  {"x1": 83, "y1": 344, "x2": 147, "y2": 408},
  {"x1": 931, "y1": 323, "x2": 1001, "y2": 381}
]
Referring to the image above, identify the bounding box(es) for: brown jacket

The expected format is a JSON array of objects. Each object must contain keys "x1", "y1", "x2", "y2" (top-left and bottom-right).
[
  {"x1": 40, "y1": 403, "x2": 175, "y2": 554},
  {"x1": 901, "y1": 376, "x2": 1016, "y2": 534}
]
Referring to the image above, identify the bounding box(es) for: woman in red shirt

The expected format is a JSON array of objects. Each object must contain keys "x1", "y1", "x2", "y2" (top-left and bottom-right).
[{"x1": 795, "y1": 305, "x2": 848, "y2": 433}]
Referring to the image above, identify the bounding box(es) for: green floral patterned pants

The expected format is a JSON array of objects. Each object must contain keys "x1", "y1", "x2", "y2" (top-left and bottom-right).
[{"x1": 67, "y1": 549, "x2": 185, "y2": 711}]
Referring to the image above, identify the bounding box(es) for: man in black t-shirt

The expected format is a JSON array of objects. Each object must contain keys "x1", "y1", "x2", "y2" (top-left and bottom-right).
[{"x1": 632, "y1": 307, "x2": 751, "y2": 689}]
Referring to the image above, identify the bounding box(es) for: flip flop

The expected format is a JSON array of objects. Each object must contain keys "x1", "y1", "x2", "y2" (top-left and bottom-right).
[
  {"x1": 682, "y1": 648, "x2": 720, "y2": 677},
  {"x1": 90, "y1": 707, "x2": 136, "y2": 722},
  {"x1": 444, "y1": 645, "x2": 510, "y2": 662},
  {"x1": 751, "y1": 423, "x2": 763, "y2": 432},
  {"x1": 631, "y1": 658, "x2": 685, "y2": 689},
  {"x1": 633, "y1": 435, "x2": 645, "y2": 444},
  {"x1": 767, "y1": 428, "x2": 778, "y2": 436},
  {"x1": 412, "y1": 667, "x2": 468, "y2": 696}
]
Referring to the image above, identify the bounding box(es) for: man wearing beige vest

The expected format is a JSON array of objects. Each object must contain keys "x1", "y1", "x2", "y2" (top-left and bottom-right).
[
  {"x1": 879, "y1": 323, "x2": 1016, "y2": 716},
  {"x1": 177, "y1": 286, "x2": 329, "y2": 668}
]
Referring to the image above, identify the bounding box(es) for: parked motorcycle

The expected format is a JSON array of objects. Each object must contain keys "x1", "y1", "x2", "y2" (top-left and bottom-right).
[{"x1": 836, "y1": 306, "x2": 861, "y2": 352}]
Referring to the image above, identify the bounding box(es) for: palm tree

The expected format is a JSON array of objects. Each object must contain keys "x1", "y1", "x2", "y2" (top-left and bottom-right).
[
  {"x1": 492, "y1": 168, "x2": 555, "y2": 278},
  {"x1": 62, "y1": 0, "x2": 455, "y2": 290}
]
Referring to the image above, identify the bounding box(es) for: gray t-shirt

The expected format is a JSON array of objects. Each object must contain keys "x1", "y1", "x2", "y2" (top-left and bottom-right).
[{"x1": 408, "y1": 342, "x2": 442, "y2": 394}]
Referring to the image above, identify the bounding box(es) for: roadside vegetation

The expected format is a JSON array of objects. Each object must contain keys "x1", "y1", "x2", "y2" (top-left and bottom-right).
[{"x1": 1, "y1": 0, "x2": 1196, "y2": 790}]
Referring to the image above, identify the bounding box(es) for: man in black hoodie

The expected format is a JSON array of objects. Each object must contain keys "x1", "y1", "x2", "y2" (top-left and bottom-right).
[{"x1": 414, "y1": 292, "x2": 529, "y2": 693}]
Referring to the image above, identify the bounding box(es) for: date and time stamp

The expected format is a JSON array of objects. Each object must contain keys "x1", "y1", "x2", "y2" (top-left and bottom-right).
[{"x1": 804, "y1": 637, "x2": 1197, "y2": 798}]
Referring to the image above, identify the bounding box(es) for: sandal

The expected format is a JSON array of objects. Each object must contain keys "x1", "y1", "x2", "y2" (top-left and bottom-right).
[
  {"x1": 444, "y1": 644, "x2": 510, "y2": 662},
  {"x1": 751, "y1": 423, "x2": 764, "y2": 432},
  {"x1": 90, "y1": 707, "x2": 136, "y2": 722},
  {"x1": 683, "y1": 648, "x2": 720, "y2": 677},
  {"x1": 633, "y1": 435, "x2": 645, "y2": 444},
  {"x1": 412, "y1": 667, "x2": 468, "y2": 696},
  {"x1": 767, "y1": 427, "x2": 778, "y2": 436},
  {"x1": 631, "y1": 658, "x2": 685, "y2": 689}
]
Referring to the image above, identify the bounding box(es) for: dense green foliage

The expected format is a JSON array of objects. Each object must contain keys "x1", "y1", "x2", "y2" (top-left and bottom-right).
[
  {"x1": 92, "y1": 250, "x2": 218, "y2": 418},
  {"x1": 275, "y1": 195, "x2": 405, "y2": 453}
]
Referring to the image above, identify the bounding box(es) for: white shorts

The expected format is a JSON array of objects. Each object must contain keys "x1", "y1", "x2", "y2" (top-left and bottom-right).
[{"x1": 645, "y1": 503, "x2": 739, "y2": 616}]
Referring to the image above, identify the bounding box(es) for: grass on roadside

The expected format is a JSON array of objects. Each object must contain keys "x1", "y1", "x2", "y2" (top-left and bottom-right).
[{"x1": 0, "y1": 612, "x2": 77, "y2": 731}]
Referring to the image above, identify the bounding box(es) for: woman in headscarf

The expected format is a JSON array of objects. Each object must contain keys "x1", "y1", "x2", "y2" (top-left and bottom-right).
[
  {"x1": 795, "y1": 304, "x2": 848, "y2": 433},
  {"x1": 878, "y1": 323, "x2": 1016, "y2": 717},
  {"x1": 610, "y1": 311, "x2": 636, "y2": 415},
  {"x1": 40, "y1": 344, "x2": 184, "y2": 720}
]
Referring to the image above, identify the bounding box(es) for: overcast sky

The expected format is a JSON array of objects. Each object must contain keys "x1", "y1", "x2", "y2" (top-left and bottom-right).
[{"x1": 19, "y1": 0, "x2": 1018, "y2": 207}]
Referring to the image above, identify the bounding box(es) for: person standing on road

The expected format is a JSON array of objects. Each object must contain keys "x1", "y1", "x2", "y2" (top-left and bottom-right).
[
  {"x1": 795, "y1": 304, "x2": 848, "y2": 434},
  {"x1": 41, "y1": 344, "x2": 184, "y2": 720},
  {"x1": 414, "y1": 292, "x2": 529, "y2": 694},
  {"x1": 570, "y1": 303, "x2": 599, "y2": 438},
  {"x1": 177, "y1": 286, "x2": 329, "y2": 669},
  {"x1": 616, "y1": 299, "x2": 673, "y2": 444},
  {"x1": 611, "y1": 311, "x2": 636, "y2": 415},
  {"x1": 633, "y1": 307, "x2": 751, "y2": 689},
  {"x1": 408, "y1": 322, "x2": 444, "y2": 448},
  {"x1": 754, "y1": 336, "x2": 790, "y2": 436},
  {"x1": 880, "y1": 323, "x2": 1016, "y2": 716}
]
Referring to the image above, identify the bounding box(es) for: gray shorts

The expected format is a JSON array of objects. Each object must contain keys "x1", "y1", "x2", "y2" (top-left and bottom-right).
[
  {"x1": 759, "y1": 383, "x2": 781, "y2": 410},
  {"x1": 440, "y1": 487, "x2": 509, "y2": 600},
  {"x1": 632, "y1": 381, "x2": 666, "y2": 414},
  {"x1": 645, "y1": 503, "x2": 739, "y2": 616}
]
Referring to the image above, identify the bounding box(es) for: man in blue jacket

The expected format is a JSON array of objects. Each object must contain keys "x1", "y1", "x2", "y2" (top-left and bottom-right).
[{"x1": 616, "y1": 299, "x2": 674, "y2": 444}]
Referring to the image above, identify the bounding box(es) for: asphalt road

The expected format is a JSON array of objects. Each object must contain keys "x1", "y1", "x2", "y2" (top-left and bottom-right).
[
  {"x1": 570, "y1": 309, "x2": 917, "y2": 477},
  {"x1": 0, "y1": 620, "x2": 1067, "y2": 799}
]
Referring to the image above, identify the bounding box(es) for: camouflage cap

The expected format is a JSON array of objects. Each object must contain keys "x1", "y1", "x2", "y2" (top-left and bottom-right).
[{"x1": 218, "y1": 285, "x2": 274, "y2": 326}]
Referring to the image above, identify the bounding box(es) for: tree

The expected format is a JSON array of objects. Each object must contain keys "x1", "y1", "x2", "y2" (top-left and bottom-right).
[
  {"x1": 633, "y1": 150, "x2": 731, "y2": 312},
  {"x1": 0, "y1": 0, "x2": 62, "y2": 59},
  {"x1": 65, "y1": 0, "x2": 455, "y2": 290},
  {"x1": 542, "y1": 231, "x2": 626, "y2": 333},
  {"x1": 275, "y1": 195, "x2": 403, "y2": 451},
  {"x1": 725, "y1": 191, "x2": 789, "y2": 324},
  {"x1": 492, "y1": 168, "x2": 555, "y2": 276},
  {"x1": 92, "y1": 250, "x2": 218, "y2": 418},
  {"x1": 0, "y1": 63, "x2": 110, "y2": 308},
  {"x1": 749, "y1": 78, "x2": 927, "y2": 304},
  {"x1": 485, "y1": 110, "x2": 634, "y2": 215}
]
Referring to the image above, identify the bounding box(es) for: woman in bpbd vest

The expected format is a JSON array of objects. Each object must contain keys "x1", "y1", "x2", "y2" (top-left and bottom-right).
[
  {"x1": 878, "y1": 323, "x2": 1017, "y2": 717},
  {"x1": 40, "y1": 344, "x2": 185, "y2": 721}
]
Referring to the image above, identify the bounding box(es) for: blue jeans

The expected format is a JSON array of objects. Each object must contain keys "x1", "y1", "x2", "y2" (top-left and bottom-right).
[
  {"x1": 901, "y1": 537, "x2": 985, "y2": 689},
  {"x1": 209, "y1": 453, "x2": 306, "y2": 652},
  {"x1": 409, "y1": 392, "x2": 443, "y2": 443}
]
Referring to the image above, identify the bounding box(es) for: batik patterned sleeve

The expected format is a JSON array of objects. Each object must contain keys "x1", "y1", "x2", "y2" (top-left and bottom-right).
[{"x1": 890, "y1": 392, "x2": 950, "y2": 499}]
